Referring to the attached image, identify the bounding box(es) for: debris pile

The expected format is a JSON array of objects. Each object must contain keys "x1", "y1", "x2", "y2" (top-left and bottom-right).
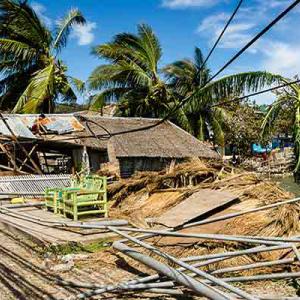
[
  {"x1": 0, "y1": 159, "x2": 300, "y2": 299},
  {"x1": 108, "y1": 158, "x2": 292, "y2": 222},
  {"x1": 242, "y1": 148, "x2": 295, "y2": 176}
]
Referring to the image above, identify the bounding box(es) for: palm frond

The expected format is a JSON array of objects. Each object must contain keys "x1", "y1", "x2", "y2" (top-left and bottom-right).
[
  {"x1": 68, "y1": 76, "x2": 85, "y2": 93},
  {"x1": 137, "y1": 23, "x2": 162, "y2": 74},
  {"x1": 0, "y1": 38, "x2": 38, "y2": 62},
  {"x1": 260, "y1": 97, "x2": 288, "y2": 138},
  {"x1": 53, "y1": 8, "x2": 85, "y2": 52},
  {"x1": 13, "y1": 63, "x2": 55, "y2": 113},
  {"x1": 0, "y1": 0, "x2": 51, "y2": 49},
  {"x1": 59, "y1": 78, "x2": 77, "y2": 103},
  {"x1": 194, "y1": 47, "x2": 205, "y2": 70},
  {"x1": 199, "y1": 71, "x2": 283, "y2": 102}
]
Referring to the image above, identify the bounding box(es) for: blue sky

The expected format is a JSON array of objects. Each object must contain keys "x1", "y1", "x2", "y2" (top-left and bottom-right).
[{"x1": 30, "y1": 0, "x2": 300, "y2": 104}]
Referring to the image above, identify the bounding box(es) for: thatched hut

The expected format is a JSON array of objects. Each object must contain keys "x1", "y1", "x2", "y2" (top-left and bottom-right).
[{"x1": 0, "y1": 113, "x2": 219, "y2": 177}]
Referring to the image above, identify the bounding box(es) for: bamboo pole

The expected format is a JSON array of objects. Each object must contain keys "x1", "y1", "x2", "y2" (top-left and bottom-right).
[{"x1": 110, "y1": 228, "x2": 257, "y2": 300}]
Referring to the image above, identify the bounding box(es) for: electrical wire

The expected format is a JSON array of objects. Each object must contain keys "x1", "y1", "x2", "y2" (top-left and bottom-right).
[
  {"x1": 169, "y1": 0, "x2": 300, "y2": 118},
  {"x1": 200, "y1": 0, "x2": 244, "y2": 70},
  {"x1": 12, "y1": 0, "x2": 300, "y2": 142},
  {"x1": 47, "y1": 78, "x2": 300, "y2": 143},
  {"x1": 76, "y1": 0, "x2": 299, "y2": 139},
  {"x1": 78, "y1": 0, "x2": 246, "y2": 138},
  {"x1": 211, "y1": 78, "x2": 300, "y2": 108}
]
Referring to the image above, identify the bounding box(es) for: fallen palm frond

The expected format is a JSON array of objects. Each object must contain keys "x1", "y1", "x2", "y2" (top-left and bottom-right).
[{"x1": 223, "y1": 203, "x2": 300, "y2": 238}]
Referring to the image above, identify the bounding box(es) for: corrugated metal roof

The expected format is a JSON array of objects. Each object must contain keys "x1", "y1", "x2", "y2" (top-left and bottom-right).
[
  {"x1": 0, "y1": 116, "x2": 36, "y2": 139},
  {"x1": 0, "y1": 174, "x2": 71, "y2": 198},
  {"x1": 1, "y1": 114, "x2": 84, "y2": 138}
]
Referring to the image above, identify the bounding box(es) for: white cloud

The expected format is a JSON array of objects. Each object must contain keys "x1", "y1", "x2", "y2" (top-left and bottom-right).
[
  {"x1": 162, "y1": 0, "x2": 220, "y2": 9},
  {"x1": 197, "y1": 13, "x2": 256, "y2": 50},
  {"x1": 264, "y1": 0, "x2": 291, "y2": 9},
  {"x1": 71, "y1": 22, "x2": 97, "y2": 46},
  {"x1": 31, "y1": 2, "x2": 52, "y2": 27},
  {"x1": 196, "y1": 0, "x2": 297, "y2": 51},
  {"x1": 260, "y1": 41, "x2": 300, "y2": 77}
]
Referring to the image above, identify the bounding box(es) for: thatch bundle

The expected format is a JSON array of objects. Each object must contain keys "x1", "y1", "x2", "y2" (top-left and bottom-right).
[
  {"x1": 109, "y1": 159, "x2": 293, "y2": 224},
  {"x1": 109, "y1": 158, "x2": 218, "y2": 208},
  {"x1": 222, "y1": 203, "x2": 300, "y2": 238}
]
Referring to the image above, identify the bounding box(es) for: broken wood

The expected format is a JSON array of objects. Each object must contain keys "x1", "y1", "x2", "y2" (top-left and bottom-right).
[
  {"x1": 19, "y1": 144, "x2": 38, "y2": 171},
  {"x1": 0, "y1": 113, "x2": 42, "y2": 174}
]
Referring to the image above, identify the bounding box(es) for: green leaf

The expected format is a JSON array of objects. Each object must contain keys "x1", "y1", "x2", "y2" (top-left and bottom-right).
[
  {"x1": 53, "y1": 8, "x2": 86, "y2": 52},
  {"x1": 68, "y1": 76, "x2": 85, "y2": 93},
  {"x1": 0, "y1": 38, "x2": 38, "y2": 62},
  {"x1": 13, "y1": 63, "x2": 56, "y2": 113}
]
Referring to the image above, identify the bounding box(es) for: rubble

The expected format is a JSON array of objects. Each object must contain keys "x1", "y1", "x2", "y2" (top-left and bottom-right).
[{"x1": 0, "y1": 159, "x2": 300, "y2": 299}]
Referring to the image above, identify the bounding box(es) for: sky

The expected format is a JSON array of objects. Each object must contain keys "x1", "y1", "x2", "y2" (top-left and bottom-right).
[{"x1": 29, "y1": 0, "x2": 300, "y2": 104}]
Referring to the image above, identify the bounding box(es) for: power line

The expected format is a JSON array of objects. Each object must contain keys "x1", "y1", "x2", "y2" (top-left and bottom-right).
[
  {"x1": 95, "y1": 0, "x2": 300, "y2": 139},
  {"x1": 200, "y1": 0, "x2": 244, "y2": 69},
  {"x1": 16, "y1": 0, "x2": 300, "y2": 141},
  {"x1": 211, "y1": 78, "x2": 300, "y2": 107},
  {"x1": 209, "y1": 0, "x2": 300, "y2": 82},
  {"x1": 169, "y1": 0, "x2": 300, "y2": 117},
  {"x1": 53, "y1": 79, "x2": 300, "y2": 143},
  {"x1": 80, "y1": 0, "x2": 245, "y2": 138}
]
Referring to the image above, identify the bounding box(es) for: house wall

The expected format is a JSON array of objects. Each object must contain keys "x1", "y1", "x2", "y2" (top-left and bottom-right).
[
  {"x1": 106, "y1": 140, "x2": 120, "y2": 176},
  {"x1": 72, "y1": 148, "x2": 109, "y2": 172},
  {"x1": 89, "y1": 149, "x2": 109, "y2": 172},
  {"x1": 118, "y1": 157, "x2": 183, "y2": 178}
]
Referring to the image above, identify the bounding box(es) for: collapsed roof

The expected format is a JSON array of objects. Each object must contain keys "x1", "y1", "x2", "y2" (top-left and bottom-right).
[{"x1": 0, "y1": 113, "x2": 219, "y2": 159}]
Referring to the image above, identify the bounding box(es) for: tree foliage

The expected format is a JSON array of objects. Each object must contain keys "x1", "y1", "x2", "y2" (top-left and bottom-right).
[
  {"x1": 163, "y1": 47, "x2": 282, "y2": 146},
  {"x1": 88, "y1": 24, "x2": 172, "y2": 118},
  {"x1": 261, "y1": 78, "x2": 300, "y2": 176},
  {"x1": 0, "y1": 0, "x2": 85, "y2": 113}
]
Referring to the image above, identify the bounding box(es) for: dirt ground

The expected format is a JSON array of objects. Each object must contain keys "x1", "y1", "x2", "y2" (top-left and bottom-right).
[
  {"x1": 0, "y1": 223, "x2": 175, "y2": 300},
  {"x1": 0, "y1": 221, "x2": 298, "y2": 300}
]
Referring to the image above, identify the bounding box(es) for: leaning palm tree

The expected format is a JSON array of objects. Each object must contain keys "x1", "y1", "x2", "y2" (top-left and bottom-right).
[
  {"x1": 261, "y1": 78, "x2": 300, "y2": 179},
  {"x1": 163, "y1": 47, "x2": 283, "y2": 147},
  {"x1": 88, "y1": 24, "x2": 172, "y2": 118},
  {"x1": 0, "y1": 0, "x2": 85, "y2": 113}
]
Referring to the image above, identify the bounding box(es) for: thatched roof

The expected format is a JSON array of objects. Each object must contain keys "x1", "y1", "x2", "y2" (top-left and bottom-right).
[
  {"x1": 74, "y1": 115, "x2": 219, "y2": 159},
  {"x1": 1, "y1": 113, "x2": 219, "y2": 159}
]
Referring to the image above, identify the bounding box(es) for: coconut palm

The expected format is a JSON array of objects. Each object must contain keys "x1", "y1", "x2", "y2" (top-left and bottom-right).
[
  {"x1": 261, "y1": 78, "x2": 300, "y2": 178},
  {"x1": 163, "y1": 47, "x2": 282, "y2": 147},
  {"x1": 0, "y1": 0, "x2": 85, "y2": 113},
  {"x1": 88, "y1": 24, "x2": 172, "y2": 118}
]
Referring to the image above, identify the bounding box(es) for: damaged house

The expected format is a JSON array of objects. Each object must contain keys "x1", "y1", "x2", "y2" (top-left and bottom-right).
[{"x1": 0, "y1": 113, "x2": 219, "y2": 178}]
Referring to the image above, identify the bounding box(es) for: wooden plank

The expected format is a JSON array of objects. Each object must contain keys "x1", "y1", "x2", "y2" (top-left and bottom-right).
[
  {"x1": 155, "y1": 189, "x2": 239, "y2": 228},
  {"x1": 0, "y1": 207, "x2": 116, "y2": 245}
]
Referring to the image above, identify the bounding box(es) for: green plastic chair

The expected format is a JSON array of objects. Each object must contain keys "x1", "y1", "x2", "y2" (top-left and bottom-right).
[
  {"x1": 45, "y1": 188, "x2": 63, "y2": 214},
  {"x1": 44, "y1": 176, "x2": 80, "y2": 214},
  {"x1": 63, "y1": 176, "x2": 108, "y2": 221}
]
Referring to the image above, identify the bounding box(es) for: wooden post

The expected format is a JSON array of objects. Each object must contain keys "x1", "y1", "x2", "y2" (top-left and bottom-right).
[
  {"x1": 0, "y1": 113, "x2": 42, "y2": 174},
  {"x1": 19, "y1": 144, "x2": 38, "y2": 171},
  {"x1": 0, "y1": 142, "x2": 18, "y2": 170}
]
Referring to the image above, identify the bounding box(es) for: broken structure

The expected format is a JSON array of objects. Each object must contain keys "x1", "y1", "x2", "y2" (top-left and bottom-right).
[{"x1": 0, "y1": 113, "x2": 219, "y2": 177}]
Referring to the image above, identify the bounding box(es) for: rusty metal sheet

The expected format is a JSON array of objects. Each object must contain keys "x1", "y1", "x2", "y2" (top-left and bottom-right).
[
  {"x1": 0, "y1": 116, "x2": 36, "y2": 139},
  {"x1": 3, "y1": 114, "x2": 84, "y2": 136},
  {"x1": 155, "y1": 189, "x2": 238, "y2": 228}
]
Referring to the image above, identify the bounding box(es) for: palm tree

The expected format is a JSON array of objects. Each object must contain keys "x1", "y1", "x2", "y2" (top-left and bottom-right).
[
  {"x1": 163, "y1": 47, "x2": 282, "y2": 147},
  {"x1": 88, "y1": 24, "x2": 172, "y2": 118},
  {"x1": 261, "y1": 78, "x2": 300, "y2": 178},
  {"x1": 0, "y1": 0, "x2": 85, "y2": 113}
]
